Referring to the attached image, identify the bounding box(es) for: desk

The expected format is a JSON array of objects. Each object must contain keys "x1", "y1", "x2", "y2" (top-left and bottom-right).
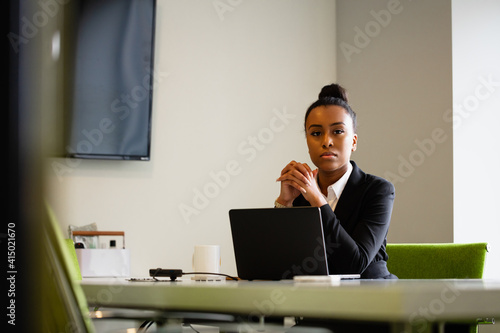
[{"x1": 81, "y1": 278, "x2": 500, "y2": 332}]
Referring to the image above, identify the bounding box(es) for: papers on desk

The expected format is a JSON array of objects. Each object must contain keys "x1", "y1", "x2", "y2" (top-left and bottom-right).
[{"x1": 293, "y1": 274, "x2": 360, "y2": 283}]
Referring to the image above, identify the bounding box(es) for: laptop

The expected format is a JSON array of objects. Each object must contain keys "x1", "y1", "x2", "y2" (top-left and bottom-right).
[{"x1": 229, "y1": 207, "x2": 329, "y2": 280}]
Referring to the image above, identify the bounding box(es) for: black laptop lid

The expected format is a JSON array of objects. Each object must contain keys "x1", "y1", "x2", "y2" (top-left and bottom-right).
[{"x1": 229, "y1": 207, "x2": 329, "y2": 280}]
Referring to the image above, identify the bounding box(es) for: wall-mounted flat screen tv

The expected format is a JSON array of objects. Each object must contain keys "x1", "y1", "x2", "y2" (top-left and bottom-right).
[{"x1": 67, "y1": 0, "x2": 156, "y2": 160}]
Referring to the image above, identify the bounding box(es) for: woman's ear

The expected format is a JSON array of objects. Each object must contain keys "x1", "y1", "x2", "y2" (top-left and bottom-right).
[{"x1": 351, "y1": 134, "x2": 358, "y2": 152}]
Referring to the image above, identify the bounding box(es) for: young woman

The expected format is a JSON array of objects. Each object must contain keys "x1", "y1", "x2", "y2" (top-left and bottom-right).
[{"x1": 275, "y1": 84, "x2": 397, "y2": 279}]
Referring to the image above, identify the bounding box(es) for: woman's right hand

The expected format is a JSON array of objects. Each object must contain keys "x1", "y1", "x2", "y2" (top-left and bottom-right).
[{"x1": 275, "y1": 160, "x2": 312, "y2": 207}]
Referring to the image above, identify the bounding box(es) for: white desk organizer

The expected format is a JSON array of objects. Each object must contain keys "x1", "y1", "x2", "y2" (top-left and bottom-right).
[{"x1": 72, "y1": 231, "x2": 130, "y2": 277}]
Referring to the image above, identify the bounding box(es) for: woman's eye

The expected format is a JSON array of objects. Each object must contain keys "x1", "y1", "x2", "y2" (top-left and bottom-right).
[
  {"x1": 311, "y1": 131, "x2": 321, "y2": 136},
  {"x1": 333, "y1": 129, "x2": 345, "y2": 135}
]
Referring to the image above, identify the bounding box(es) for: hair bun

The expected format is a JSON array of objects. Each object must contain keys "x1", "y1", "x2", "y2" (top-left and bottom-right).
[{"x1": 318, "y1": 83, "x2": 348, "y2": 103}]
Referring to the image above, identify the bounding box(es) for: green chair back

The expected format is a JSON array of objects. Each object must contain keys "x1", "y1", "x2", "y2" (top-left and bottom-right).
[
  {"x1": 42, "y1": 204, "x2": 95, "y2": 332},
  {"x1": 65, "y1": 238, "x2": 82, "y2": 280},
  {"x1": 386, "y1": 243, "x2": 488, "y2": 279}
]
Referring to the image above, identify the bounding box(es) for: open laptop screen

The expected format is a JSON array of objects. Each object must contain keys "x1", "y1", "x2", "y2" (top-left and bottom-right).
[{"x1": 229, "y1": 207, "x2": 329, "y2": 280}]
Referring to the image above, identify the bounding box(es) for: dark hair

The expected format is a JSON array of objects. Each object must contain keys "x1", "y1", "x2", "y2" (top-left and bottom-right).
[
  {"x1": 305, "y1": 97, "x2": 357, "y2": 133},
  {"x1": 318, "y1": 83, "x2": 349, "y2": 103},
  {"x1": 305, "y1": 84, "x2": 357, "y2": 133}
]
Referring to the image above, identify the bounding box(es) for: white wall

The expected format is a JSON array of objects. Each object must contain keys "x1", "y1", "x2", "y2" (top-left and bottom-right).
[
  {"x1": 452, "y1": 0, "x2": 500, "y2": 279},
  {"x1": 335, "y1": 0, "x2": 454, "y2": 243},
  {"x1": 45, "y1": 0, "x2": 337, "y2": 277}
]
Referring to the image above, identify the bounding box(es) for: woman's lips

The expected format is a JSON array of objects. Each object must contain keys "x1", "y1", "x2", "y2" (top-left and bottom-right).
[{"x1": 320, "y1": 152, "x2": 337, "y2": 158}]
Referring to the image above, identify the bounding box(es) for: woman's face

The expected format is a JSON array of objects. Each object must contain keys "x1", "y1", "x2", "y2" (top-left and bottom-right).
[{"x1": 305, "y1": 105, "x2": 358, "y2": 174}]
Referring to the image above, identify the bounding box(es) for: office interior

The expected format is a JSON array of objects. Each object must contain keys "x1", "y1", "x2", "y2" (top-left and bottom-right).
[{"x1": 9, "y1": 0, "x2": 500, "y2": 332}]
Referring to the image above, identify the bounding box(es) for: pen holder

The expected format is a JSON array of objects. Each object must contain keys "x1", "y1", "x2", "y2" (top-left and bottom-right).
[{"x1": 72, "y1": 231, "x2": 130, "y2": 277}]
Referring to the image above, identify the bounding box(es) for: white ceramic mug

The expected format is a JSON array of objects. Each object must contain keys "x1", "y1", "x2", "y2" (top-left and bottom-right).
[{"x1": 192, "y1": 245, "x2": 221, "y2": 280}]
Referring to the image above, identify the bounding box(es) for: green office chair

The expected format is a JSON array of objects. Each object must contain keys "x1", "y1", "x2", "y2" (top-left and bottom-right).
[
  {"x1": 44, "y1": 205, "x2": 175, "y2": 332},
  {"x1": 45, "y1": 205, "x2": 237, "y2": 332},
  {"x1": 42, "y1": 204, "x2": 96, "y2": 332},
  {"x1": 386, "y1": 243, "x2": 493, "y2": 333},
  {"x1": 386, "y1": 243, "x2": 488, "y2": 279}
]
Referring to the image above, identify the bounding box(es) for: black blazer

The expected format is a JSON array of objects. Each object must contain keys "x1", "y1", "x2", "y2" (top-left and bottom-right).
[{"x1": 293, "y1": 161, "x2": 396, "y2": 279}]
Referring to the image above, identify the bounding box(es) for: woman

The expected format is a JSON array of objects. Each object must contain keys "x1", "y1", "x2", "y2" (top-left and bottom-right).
[{"x1": 275, "y1": 84, "x2": 397, "y2": 279}]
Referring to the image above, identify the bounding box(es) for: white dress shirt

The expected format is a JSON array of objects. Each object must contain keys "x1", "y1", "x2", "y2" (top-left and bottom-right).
[{"x1": 322, "y1": 162, "x2": 353, "y2": 211}]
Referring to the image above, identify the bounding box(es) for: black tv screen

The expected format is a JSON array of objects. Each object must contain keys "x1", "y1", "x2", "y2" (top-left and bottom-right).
[{"x1": 67, "y1": 0, "x2": 156, "y2": 160}]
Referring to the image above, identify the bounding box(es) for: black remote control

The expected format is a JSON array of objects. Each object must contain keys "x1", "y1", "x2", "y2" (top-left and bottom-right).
[{"x1": 149, "y1": 268, "x2": 183, "y2": 281}]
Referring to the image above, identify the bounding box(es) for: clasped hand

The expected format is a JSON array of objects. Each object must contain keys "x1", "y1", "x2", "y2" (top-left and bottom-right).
[{"x1": 276, "y1": 161, "x2": 327, "y2": 208}]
